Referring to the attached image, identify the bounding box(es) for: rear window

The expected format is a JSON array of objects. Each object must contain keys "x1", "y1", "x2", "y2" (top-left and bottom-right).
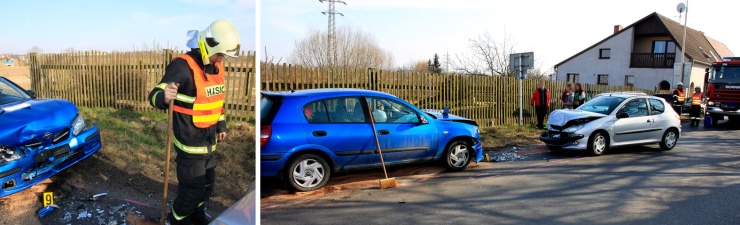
[{"x1": 260, "y1": 94, "x2": 283, "y2": 125}]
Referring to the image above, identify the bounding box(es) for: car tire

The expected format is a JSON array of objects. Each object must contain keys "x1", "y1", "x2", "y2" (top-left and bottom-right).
[
  {"x1": 286, "y1": 154, "x2": 330, "y2": 192},
  {"x1": 659, "y1": 129, "x2": 679, "y2": 151},
  {"x1": 587, "y1": 131, "x2": 608, "y2": 156},
  {"x1": 445, "y1": 140, "x2": 472, "y2": 171}
]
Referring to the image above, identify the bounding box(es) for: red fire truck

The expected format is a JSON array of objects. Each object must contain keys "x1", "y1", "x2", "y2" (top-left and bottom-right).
[{"x1": 705, "y1": 57, "x2": 740, "y2": 125}]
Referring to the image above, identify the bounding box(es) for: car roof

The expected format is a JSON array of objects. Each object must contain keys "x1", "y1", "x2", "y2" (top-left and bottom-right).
[
  {"x1": 261, "y1": 88, "x2": 396, "y2": 98},
  {"x1": 596, "y1": 92, "x2": 649, "y2": 98}
]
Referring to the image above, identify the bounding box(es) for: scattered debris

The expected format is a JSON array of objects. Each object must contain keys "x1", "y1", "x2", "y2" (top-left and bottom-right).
[
  {"x1": 36, "y1": 205, "x2": 59, "y2": 218},
  {"x1": 77, "y1": 210, "x2": 91, "y2": 219},
  {"x1": 80, "y1": 192, "x2": 107, "y2": 201}
]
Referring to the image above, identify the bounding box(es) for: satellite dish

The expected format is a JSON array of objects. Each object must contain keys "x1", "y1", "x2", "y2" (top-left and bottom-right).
[{"x1": 677, "y1": 3, "x2": 686, "y2": 13}]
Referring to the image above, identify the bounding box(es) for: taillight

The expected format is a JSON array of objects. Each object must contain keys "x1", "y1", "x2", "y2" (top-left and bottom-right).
[{"x1": 260, "y1": 126, "x2": 272, "y2": 147}]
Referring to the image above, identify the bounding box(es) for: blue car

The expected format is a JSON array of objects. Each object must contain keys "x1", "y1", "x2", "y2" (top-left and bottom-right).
[
  {"x1": 0, "y1": 77, "x2": 101, "y2": 197},
  {"x1": 260, "y1": 89, "x2": 482, "y2": 191}
]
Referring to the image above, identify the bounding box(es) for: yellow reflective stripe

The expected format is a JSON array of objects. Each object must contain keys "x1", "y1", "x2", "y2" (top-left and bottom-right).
[
  {"x1": 156, "y1": 83, "x2": 167, "y2": 90},
  {"x1": 193, "y1": 113, "x2": 221, "y2": 123},
  {"x1": 171, "y1": 206, "x2": 187, "y2": 220},
  {"x1": 151, "y1": 91, "x2": 159, "y2": 106},
  {"x1": 193, "y1": 100, "x2": 224, "y2": 110},
  {"x1": 218, "y1": 114, "x2": 225, "y2": 121},
  {"x1": 173, "y1": 137, "x2": 217, "y2": 154},
  {"x1": 176, "y1": 94, "x2": 196, "y2": 103},
  {"x1": 198, "y1": 202, "x2": 205, "y2": 207}
]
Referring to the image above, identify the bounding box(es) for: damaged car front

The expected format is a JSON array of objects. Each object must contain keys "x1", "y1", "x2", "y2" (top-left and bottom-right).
[
  {"x1": 540, "y1": 96, "x2": 625, "y2": 151},
  {"x1": 0, "y1": 77, "x2": 101, "y2": 198}
]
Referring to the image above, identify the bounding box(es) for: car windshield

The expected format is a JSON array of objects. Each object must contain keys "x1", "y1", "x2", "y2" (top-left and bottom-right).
[
  {"x1": 0, "y1": 78, "x2": 30, "y2": 105},
  {"x1": 712, "y1": 66, "x2": 740, "y2": 84},
  {"x1": 577, "y1": 96, "x2": 626, "y2": 115}
]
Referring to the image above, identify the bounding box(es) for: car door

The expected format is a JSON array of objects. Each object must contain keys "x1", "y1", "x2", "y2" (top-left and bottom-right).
[
  {"x1": 613, "y1": 98, "x2": 655, "y2": 144},
  {"x1": 648, "y1": 98, "x2": 669, "y2": 140},
  {"x1": 363, "y1": 96, "x2": 438, "y2": 164},
  {"x1": 301, "y1": 96, "x2": 376, "y2": 169}
]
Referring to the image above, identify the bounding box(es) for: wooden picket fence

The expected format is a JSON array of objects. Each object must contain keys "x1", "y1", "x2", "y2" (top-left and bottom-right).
[
  {"x1": 261, "y1": 64, "x2": 652, "y2": 127},
  {"x1": 28, "y1": 50, "x2": 256, "y2": 122}
]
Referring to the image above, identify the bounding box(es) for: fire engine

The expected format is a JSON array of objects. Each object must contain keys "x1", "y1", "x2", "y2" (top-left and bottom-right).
[{"x1": 705, "y1": 57, "x2": 740, "y2": 125}]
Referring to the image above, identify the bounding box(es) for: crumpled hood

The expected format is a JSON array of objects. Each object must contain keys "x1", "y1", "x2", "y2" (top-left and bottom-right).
[
  {"x1": 547, "y1": 109, "x2": 606, "y2": 126},
  {"x1": 0, "y1": 99, "x2": 77, "y2": 146},
  {"x1": 421, "y1": 109, "x2": 478, "y2": 126}
]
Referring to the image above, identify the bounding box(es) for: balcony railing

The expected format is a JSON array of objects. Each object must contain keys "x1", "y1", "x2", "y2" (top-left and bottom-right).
[{"x1": 630, "y1": 53, "x2": 675, "y2": 68}]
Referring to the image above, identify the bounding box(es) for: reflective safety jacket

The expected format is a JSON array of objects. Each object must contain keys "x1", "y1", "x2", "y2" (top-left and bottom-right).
[
  {"x1": 148, "y1": 50, "x2": 227, "y2": 157},
  {"x1": 673, "y1": 89, "x2": 685, "y2": 104},
  {"x1": 691, "y1": 92, "x2": 703, "y2": 106}
]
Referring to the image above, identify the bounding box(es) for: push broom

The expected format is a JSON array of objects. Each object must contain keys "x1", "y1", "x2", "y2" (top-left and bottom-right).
[
  {"x1": 160, "y1": 99, "x2": 174, "y2": 225},
  {"x1": 365, "y1": 101, "x2": 398, "y2": 189}
]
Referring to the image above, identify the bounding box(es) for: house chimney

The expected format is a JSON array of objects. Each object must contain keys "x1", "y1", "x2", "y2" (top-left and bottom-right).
[{"x1": 614, "y1": 25, "x2": 623, "y2": 34}]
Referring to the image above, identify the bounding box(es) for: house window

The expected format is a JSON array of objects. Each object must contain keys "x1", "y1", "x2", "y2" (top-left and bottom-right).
[
  {"x1": 598, "y1": 74, "x2": 609, "y2": 85},
  {"x1": 599, "y1": 49, "x2": 611, "y2": 59},
  {"x1": 566, "y1": 73, "x2": 579, "y2": 83},
  {"x1": 653, "y1": 41, "x2": 676, "y2": 54},
  {"x1": 625, "y1": 75, "x2": 635, "y2": 87}
]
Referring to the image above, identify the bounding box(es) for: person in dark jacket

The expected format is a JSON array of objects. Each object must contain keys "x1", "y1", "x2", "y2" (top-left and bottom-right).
[
  {"x1": 530, "y1": 80, "x2": 551, "y2": 129},
  {"x1": 148, "y1": 20, "x2": 240, "y2": 225},
  {"x1": 689, "y1": 86, "x2": 704, "y2": 127},
  {"x1": 573, "y1": 83, "x2": 587, "y2": 109},
  {"x1": 672, "y1": 82, "x2": 685, "y2": 115}
]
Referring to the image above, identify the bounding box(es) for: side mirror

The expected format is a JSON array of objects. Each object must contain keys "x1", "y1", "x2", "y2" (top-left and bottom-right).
[
  {"x1": 419, "y1": 114, "x2": 429, "y2": 124},
  {"x1": 616, "y1": 112, "x2": 630, "y2": 119},
  {"x1": 26, "y1": 90, "x2": 36, "y2": 99}
]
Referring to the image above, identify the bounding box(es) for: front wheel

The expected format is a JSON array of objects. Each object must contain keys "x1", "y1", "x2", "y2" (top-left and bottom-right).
[
  {"x1": 587, "y1": 132, "x2": 608, "y2": 156},
  {"x1": 286, "y1": 154, "x2": 331, "y2": 192},
  {"x1": 445, "y1": 141, "x2": 472, "y2": 171},
  {"x1": 659, "y1": 129, "x2": 679, "y2": 150}
]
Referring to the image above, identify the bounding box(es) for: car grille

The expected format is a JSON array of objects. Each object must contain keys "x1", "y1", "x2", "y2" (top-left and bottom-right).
[
  {"x1": 53, "y1": 128, "x2": 70, "y2": 144},
  {"x1": 546, "y1": 130, "x2": 570, "y2": 138}
]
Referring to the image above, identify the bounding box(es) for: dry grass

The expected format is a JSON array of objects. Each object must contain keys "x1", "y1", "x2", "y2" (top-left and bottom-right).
[
  {"x1": 479, "y1": 125, "x2": 543, "y2": 149},
  {"x1": 76, "y1": 107, "x2": 255, "y2": 207},
  {"x1": 0, "y1": 66, "x2": 31, "y2": 89}
]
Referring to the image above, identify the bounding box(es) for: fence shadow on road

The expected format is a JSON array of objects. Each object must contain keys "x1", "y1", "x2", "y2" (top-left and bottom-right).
[{"x1": 261, "y1": 136, "x2": 740, "y2": 224}]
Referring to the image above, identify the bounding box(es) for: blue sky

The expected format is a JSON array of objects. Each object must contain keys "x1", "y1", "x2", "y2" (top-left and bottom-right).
[
  {"x1": 0, "y1": 0, "x2": 255, "y2": 54},
  {"x1": 262, "y1": 0, "x2": 740, "y2": 71}
]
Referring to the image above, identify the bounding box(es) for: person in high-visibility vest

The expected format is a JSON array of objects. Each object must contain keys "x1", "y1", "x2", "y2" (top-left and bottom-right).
[
  {"x1": 148, "y1": 20, "x2": 240, "y2": 225},
  {"x1": 672, "y1": 82, "x2": 685, "y2": 114},
  {"x1": 689, "y1": 86, "x2": 705, "y2": 127}
]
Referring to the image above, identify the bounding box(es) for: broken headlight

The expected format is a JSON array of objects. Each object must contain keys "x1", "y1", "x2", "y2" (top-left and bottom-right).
[
  {"x1": 1, "y1": 146, "x2": 23, "y2": 164},
  {"x1": 71, "y1": 115, "x2": 86, "y2": 136},
  {"x1": 563, "y1": 124, "x2": 585, "y2": 133}
]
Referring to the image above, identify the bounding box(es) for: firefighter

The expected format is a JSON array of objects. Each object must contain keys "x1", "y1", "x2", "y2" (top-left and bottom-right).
[
  {"x1": 672, "y1": 82, "x2": 685, "y2": 115},
  {"x1": 689, "y1": 86, "x2": 704, "y2": 127},
  {"x1": 148, "y1": 20, "x2": 240, "y2": 225}
]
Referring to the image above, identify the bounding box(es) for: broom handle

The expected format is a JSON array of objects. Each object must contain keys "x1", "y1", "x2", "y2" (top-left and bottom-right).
[
  {"x1": 161, "y1": 99, "x2": 174, "y2": 225},
  {"x1": 366, "y1": 101, "x2": 389, "y2": 179}
]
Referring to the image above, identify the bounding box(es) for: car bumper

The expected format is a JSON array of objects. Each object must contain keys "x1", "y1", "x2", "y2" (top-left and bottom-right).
[
  {"x1": 473, "y1": 140, "x2": 483, "y2": 162},
  {"x1": 540, "y1": 132, "x2": 587, "y2": 150},
  {"x1": 260, "y1": 153, "x2": 286, "y2": 177},
  {"x1": 706, "y1": 107, "x2": 740, "y2": 116},
  {"x1": 0, "y1": 124, "x2": 102, "y2": 197}
]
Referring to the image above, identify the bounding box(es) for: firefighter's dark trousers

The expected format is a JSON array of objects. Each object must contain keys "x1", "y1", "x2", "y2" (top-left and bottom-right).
[
  {"x1": 690, "y1": 105, "x2": 702, "y2": 125},
  {"x1": 171, "y1": 151, "x2": 216, "y2": 221}
]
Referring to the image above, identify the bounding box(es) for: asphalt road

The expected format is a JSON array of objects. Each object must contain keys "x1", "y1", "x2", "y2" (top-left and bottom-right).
[{"x1": 261, "y1": 121, "x2": 740, "y2": 225}]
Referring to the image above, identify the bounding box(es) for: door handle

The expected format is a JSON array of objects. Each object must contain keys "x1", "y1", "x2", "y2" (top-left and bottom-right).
[
  {"x1": 312, "y1": 131, "x2": 327, "y2": 137},
  {"x1": 378, "y1": 130, "x2": 390, "y2": 135}
]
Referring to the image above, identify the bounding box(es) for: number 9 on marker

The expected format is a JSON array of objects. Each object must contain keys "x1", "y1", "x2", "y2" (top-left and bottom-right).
[{"x1": 43, "y1": 192, "x2": 53, "y2": 207}]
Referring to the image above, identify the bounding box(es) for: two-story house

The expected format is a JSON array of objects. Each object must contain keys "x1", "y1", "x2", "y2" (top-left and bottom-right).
[{"x1": 554, "y1": 12, "x2": 734, "y2": 92}]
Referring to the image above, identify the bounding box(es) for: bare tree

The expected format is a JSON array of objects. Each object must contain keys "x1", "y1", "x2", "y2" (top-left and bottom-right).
[
  {"x1": 289, "y1": 26, "x2": 394, "y2": 70},
  {"x1": 453, "y1": 31, "x2": 517, "y2": 76},
  {"x1": 398, "y1": 60, "x2": 429, "y2": 74},
  {"x1": 28, "y1": 46, "x2": 43, "y2": 54}
]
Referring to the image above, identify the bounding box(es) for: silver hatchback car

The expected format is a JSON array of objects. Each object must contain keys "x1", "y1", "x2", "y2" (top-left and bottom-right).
[{"x1": 540, "y1": 92, "x2": 682, "y2": 155}]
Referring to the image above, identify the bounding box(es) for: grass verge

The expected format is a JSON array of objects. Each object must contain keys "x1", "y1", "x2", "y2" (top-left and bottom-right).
[
  {"x1": 479, "y1": 125, "x2": 543, "y2": 149},
  {"x1": 76, "y1": 107, "x2": 255, "y2": 207}
]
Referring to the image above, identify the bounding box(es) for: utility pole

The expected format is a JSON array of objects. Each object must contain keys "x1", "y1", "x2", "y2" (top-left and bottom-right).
[
  {"x1": 319, "y1": 0, "x2": 346, "y2": 68},
  {"x1": 680, "y1": 0, "x2": 689, "y2": 87}
]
